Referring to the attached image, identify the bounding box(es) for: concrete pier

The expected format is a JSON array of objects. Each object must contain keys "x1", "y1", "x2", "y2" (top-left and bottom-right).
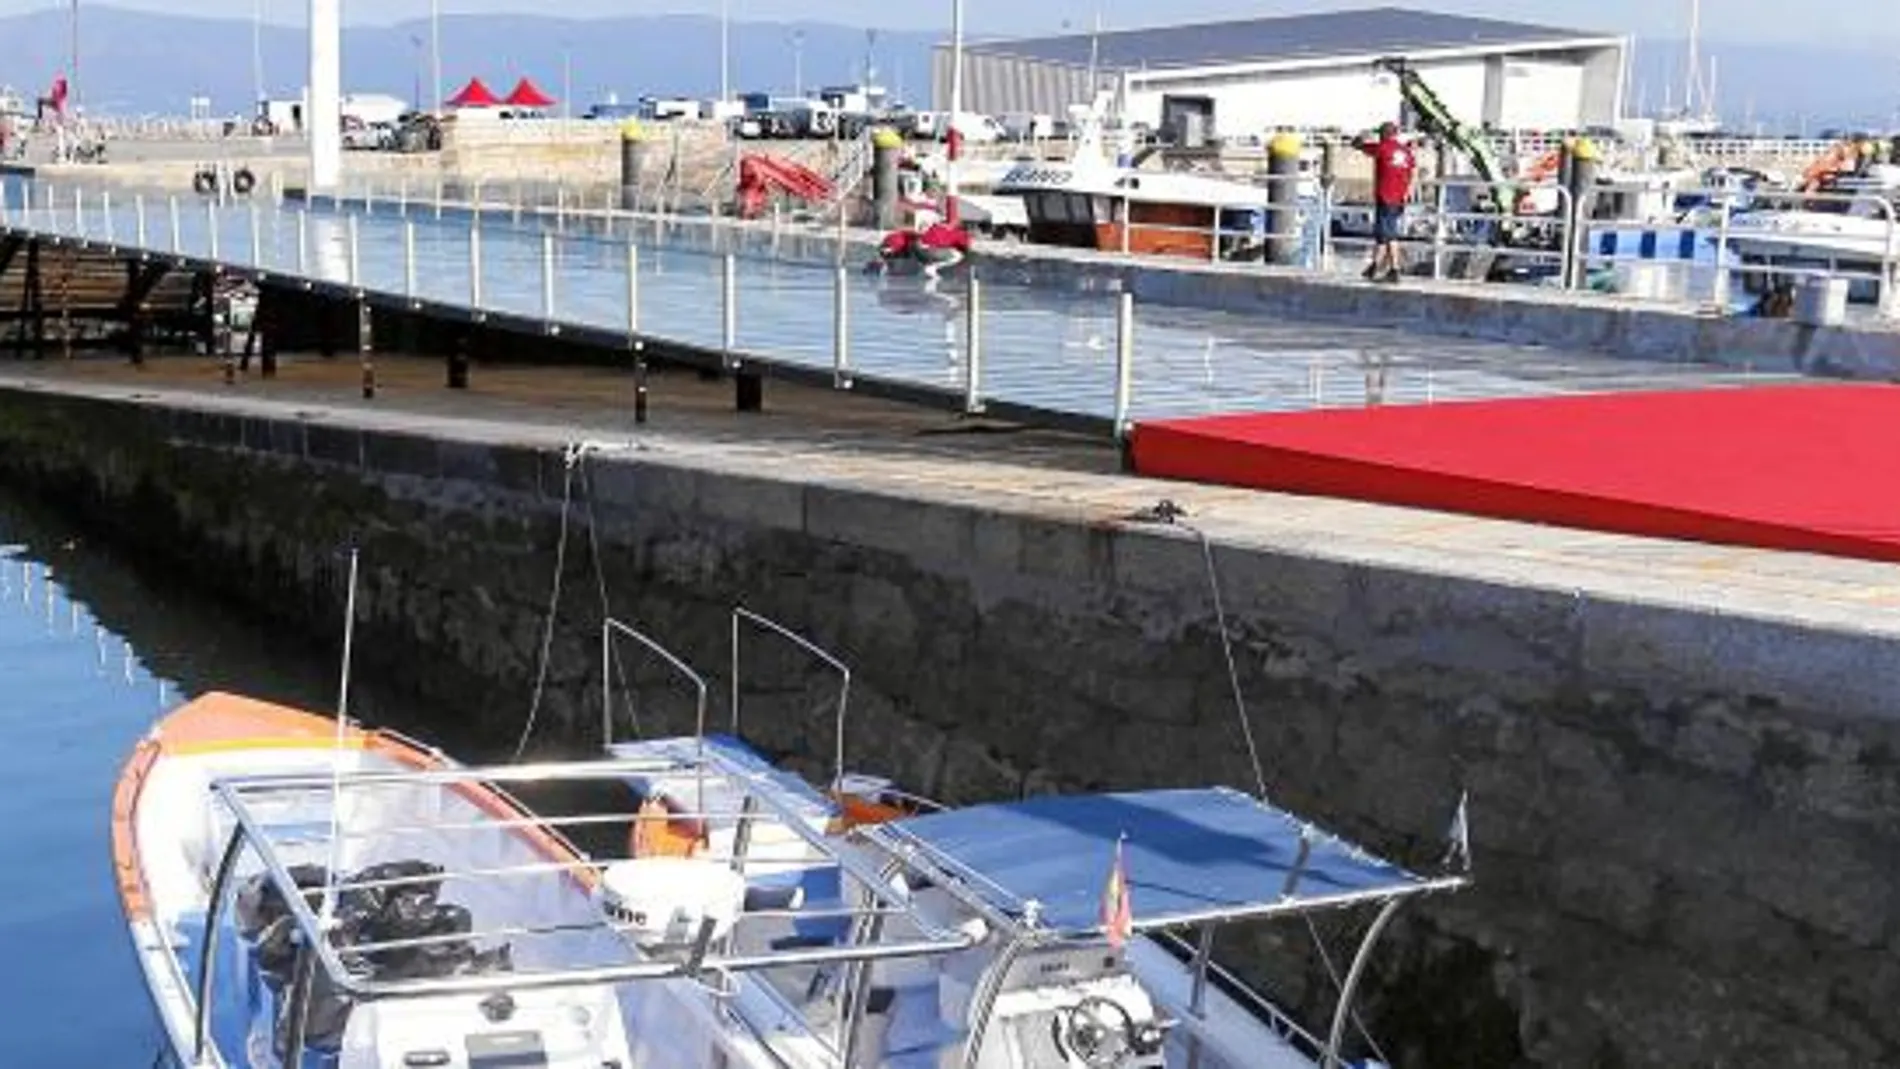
[{"x1": 0, "y1": 356, "x2": 1895, "y2": 1066}]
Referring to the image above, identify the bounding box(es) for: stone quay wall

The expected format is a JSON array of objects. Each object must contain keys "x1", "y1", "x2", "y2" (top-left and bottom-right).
[{"x1": 0, "y1": 383, "x2": 1897, "y2": 1067}]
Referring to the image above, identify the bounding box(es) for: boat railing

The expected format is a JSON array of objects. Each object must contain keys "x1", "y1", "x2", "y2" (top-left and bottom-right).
[
  {"x1": 197, "y1": 755, "x2": 979, "y2": 1057},
  {"x1": 1150, "y1": 928, "x2": 1329, "y2": 1058},
  {"x1": 729, "y1": 605, "x2": 852, "y2": 788},
  {"x1": 599, "y1": 615, "x2": 710, "y2": 752}
]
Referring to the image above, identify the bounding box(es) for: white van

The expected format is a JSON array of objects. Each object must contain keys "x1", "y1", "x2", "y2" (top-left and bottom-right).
[
  {"x1": 947, "y1": 112, "x2": 1006, "y2": 144},
  {"x1": 1001, "y1": 112, "x2": 1056, "y2": 141}
]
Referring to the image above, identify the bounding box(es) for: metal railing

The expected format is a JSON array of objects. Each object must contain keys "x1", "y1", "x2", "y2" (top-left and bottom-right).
[
  {"x1": 0, "y1": 175, "x2": 1849, "y2": 434},
  {"x1": 286, "y1": 171, "x2": 1900, "y2": 323}
]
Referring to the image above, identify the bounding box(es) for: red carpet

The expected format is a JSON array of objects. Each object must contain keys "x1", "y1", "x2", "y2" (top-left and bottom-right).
[{"x1": 1129, "y1": 385, "x2": 1900, "y2": 562}]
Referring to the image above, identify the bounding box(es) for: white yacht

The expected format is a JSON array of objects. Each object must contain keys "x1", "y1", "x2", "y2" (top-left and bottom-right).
[{"x1": 1721, "y1": 164, "x2": 1900, "y2": 273}]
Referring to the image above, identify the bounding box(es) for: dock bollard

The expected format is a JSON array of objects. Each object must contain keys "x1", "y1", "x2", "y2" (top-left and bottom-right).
[
  {"x1": 1265, "y1": 131, "x2": 1302, "y2": 265},
  {"x1": 1560, "y1": 137, "x2": 1600, "y2": 289},
  {"x1": 871, "y1": 127, "x2": 904, "y2": 229},
  {"x1": 963, "y1": 275, "x2": 984, "y2": 414},
  {"x1": 619, "y1": 120, "x2": 647, "y2": 213}
]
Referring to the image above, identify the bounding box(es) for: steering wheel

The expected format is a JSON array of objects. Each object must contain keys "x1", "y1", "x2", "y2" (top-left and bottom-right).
[{"x1": 1055, "y1": 995, "x2": 1137, "y2": 1067}]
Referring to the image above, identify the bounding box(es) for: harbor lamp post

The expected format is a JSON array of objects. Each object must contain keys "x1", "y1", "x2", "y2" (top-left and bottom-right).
[
  {"x1": 430, "y1": 0, "x2": 443, "y2": 113},
  {"x1": 410, "y1": 35, "x2": 424, "y2": 112},
  {"x1": 945, "y1": 0, "x2": 964, "y2": 224},
  {"x1": 68, "y1": 0, "x2": 79, "y2": 116},
  {"x1": 718, "y1": 0, "x2": 731, "y2": 104},
  {"x1": 308, "y1": 0, "x2": 341, "y2": 190},
  {"x1": 792, "y1": 29, "x2": 805, "y2": 98}
]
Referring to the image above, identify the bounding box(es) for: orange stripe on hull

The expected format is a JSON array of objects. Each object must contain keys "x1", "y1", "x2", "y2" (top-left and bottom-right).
[{"x1": 111, "y1": 692, "x2": 593, "y2": 927}]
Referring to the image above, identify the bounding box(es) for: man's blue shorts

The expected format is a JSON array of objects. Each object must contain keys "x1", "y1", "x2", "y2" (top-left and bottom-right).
[{"x1": 1373, "y1": 201, "x2": 1405, "y2": 243}]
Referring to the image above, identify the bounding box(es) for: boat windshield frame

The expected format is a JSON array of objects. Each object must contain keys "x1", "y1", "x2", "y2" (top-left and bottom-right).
[
  {"x1": 851, "y1": 786, "x2": 1467, "y2": 943},
  {"x1": 193, "y1": 752, "x2": 978, "y2": 1062}
]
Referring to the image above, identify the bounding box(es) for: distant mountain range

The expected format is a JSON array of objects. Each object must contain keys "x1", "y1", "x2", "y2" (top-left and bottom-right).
[
  {"x1": 2, "y1": 6, "x2": 1893, "y2": 133},
  {"x1": 0, "y1": 6, "x2": 940, "y2": 116}
]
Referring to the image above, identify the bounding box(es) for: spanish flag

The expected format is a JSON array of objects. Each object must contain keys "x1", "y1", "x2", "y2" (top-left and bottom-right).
[{"x1": 1101, "y1": 834, "x2": 1133, "y2": 950}]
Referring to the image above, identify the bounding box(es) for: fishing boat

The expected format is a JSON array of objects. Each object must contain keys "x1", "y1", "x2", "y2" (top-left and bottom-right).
[
  {"x1": 114, "y1": 593, "x2": 1472, "y2": 1067},
  {"x1": 993, "y1": 159, "x2": 1288, "y2": 261}
]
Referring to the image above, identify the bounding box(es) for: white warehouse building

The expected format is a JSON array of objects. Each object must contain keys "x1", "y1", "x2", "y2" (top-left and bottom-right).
[{"x1": 931, "y1": 6, "x2": 1628, "y2": 138}]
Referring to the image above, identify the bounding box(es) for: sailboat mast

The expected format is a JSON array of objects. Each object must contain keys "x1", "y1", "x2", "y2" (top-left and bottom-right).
[
  {"x1": 1684, "y1": 0, "x2": 1702, "y2": 117},
  {"x1": 1708, "y1": 53, "x2": 1719, "y2": 123}
]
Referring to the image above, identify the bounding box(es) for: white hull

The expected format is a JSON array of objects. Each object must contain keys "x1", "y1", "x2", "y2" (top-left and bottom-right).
[
  {"x1": 119, "y1": 606, "x2": 1463, "y2": 1069},
  {"x1": 1724, "y1": 211, "x2": 1900, "y2": 267}
]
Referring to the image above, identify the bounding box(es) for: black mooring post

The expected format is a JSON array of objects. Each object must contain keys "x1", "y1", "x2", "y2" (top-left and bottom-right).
[
  {"x1": 735, "y1": 371, "x2": 763, "y2": 413},
  {"x1": 258, "y1": 288, "x2": 278, "y2": 379},
  {"x1": 447, "y1": 331, "x2": 470, "y2": 389},
  {"x1": 239, "y1": 291, "x2": 259, "y2": 374},
  {"x1": 633, "y1": 341, "x2": 649, "y2": 424},
  {"x1": 357, "y1": 298, "x2": 376, "y2": 399},
  {"x1": 317, "y1": 294, "x2": 339, "y2": 358}
]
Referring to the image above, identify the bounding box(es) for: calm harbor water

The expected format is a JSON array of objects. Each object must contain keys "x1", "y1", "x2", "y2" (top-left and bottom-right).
[{"x1": 0, "y1": 487, "x2": 429, "y2": 1066}]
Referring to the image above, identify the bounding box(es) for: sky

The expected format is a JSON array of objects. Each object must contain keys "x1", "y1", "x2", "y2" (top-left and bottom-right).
[{"x1": 0, "y1": 0, "x2": 1887, "y2": 46}]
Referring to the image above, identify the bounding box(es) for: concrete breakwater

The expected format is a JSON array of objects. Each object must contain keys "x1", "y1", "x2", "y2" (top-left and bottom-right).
[{"x1": 1, "y1": 378, "x2": 1897, "y2": 1066}]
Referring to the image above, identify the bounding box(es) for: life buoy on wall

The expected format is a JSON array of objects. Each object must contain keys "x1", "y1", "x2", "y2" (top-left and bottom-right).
[
  {"x1": 231, "y1": 168, "x2": 257, "y2": 196},
  {"x1": 191, "y1": 168, "x2": 217, "y2": 196}
]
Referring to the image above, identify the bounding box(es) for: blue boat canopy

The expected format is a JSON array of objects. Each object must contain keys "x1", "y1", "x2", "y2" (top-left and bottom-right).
[{"x1": 867, "y1": 787, "x2": 1454, "y2": 936}]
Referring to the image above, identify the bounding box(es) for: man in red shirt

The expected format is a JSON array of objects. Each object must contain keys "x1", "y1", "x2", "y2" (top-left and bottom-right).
[{"x1": 1354, "y1": 121, "x2": 1417, "y2": 283}]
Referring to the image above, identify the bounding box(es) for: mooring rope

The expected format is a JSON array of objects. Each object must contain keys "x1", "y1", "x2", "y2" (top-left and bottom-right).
[
  {"x1": 514, "y1": 444, "x2": 581, "y2": 760},
  {"x1": 1123, "y1": 498, "x2": 1391, "y2": 1066}
]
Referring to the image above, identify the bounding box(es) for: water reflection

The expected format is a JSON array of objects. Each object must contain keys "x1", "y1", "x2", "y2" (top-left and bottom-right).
[{"x1": 0, "y1": 486, "x2": 448, "y2": 1066}]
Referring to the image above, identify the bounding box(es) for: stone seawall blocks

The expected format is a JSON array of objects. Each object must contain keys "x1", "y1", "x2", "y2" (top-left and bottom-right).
[{"x1": 0, "y1": 385, "x2": 1897, "y2": 1067}]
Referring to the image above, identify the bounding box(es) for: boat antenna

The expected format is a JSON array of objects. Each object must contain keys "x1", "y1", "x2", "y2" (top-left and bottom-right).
[{"x1": 319, "y1": 543, "x2": 361, "y2": 930}]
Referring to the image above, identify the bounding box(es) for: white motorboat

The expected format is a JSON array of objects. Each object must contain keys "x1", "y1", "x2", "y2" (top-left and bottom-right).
[
  {"x1": 602, "y1": 608, "x2": 1475, "y2": 1069},
  {"x1": 1721, "y1": 164, "x2": 1900, "y2": 270},
  {"x1": 114, "y1": 602, "x2": 1471, "y2": 1068}
]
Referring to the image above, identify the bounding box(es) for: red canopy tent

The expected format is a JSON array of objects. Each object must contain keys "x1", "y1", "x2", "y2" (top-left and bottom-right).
[
  {"x1": 447, "y1": 77, "x2": 500, "y2": 108},
  {"x1": 502, "y1": 77, "x2": 556, "y2": 109}
]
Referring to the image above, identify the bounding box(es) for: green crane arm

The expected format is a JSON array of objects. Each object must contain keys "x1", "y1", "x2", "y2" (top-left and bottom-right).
[{"x1": 1371, "y1": 56, "x2": 1517, "y2": 209}]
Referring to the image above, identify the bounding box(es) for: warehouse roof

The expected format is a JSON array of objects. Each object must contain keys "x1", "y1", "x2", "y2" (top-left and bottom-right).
[{"x1": 959, "y1": 6, "x2": 1614, "y2": 72}]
